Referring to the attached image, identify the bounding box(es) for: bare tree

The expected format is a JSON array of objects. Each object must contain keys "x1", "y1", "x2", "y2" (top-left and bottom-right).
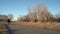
[
  {"x1": 55, "y1": 13, "x2": 60, "y2": 22},
  {"x1": 27, "y1": 4, "x2": 49, "y2": 22},
  {"x1": 34, "y1": 4, "x2": 42, "y2": 22},
  {"x1": 7, "y1": 14, "x2": 13, "y2": 21},
  {"x1": 41, "y1": 4, "x2": 48, "y2": 22},
  {"x1": 27, "y1": 7, "x2": 35, "y2": 22},
  {"x1": 18, "y1": 4, "x2": 55, "y2": 22}
]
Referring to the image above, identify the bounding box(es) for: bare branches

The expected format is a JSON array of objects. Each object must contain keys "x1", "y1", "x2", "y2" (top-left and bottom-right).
[{"x1": 18, "y1": 4, "x2": 56, "y2": 22}]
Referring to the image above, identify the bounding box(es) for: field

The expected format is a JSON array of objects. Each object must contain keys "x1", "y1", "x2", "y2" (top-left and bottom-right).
[{"x1": 13, "y1": 22, "x2": 60, "y2": 32}]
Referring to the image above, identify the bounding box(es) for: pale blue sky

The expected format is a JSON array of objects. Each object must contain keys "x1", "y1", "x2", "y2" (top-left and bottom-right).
[{"x1": 0, "y1": 0, "x2": 60, "y2": 20}]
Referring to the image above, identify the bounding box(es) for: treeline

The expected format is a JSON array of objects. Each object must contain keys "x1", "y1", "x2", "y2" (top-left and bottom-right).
[
  {"x1": 18, "y1": 4, "x2": 60, "y2": 22},
  {"x1": 0, "y1": 14, "x2": 13, "y2": 22},
  {"x1": 0, "y1": 4, "x2": 60, "y2": 22}
]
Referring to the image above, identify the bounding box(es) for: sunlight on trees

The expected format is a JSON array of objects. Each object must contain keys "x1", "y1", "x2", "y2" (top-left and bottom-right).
[{"x1": 17, "y1": 4, "x2": 59, "y2": 22}]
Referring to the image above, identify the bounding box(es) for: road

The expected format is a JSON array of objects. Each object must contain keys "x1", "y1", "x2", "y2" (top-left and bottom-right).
[{"x1": 8, "y1": 24, "x2": 60, "y2": 34}]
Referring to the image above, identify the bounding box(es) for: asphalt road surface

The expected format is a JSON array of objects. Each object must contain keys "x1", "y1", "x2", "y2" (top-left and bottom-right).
[{"x1": 8, "y1": 24, "x2": 60, "y2": 34}]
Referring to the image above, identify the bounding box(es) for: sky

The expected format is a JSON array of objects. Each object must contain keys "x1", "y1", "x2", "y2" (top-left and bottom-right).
[{"x1": 0, "y1": 0, "x2": 60, "y2": 20}]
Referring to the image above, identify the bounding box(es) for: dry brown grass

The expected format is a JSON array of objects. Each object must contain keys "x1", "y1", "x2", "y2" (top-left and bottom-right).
[
  {"x1": 15, "y1": 22, "x2": 60, "y2": 32},
  {"x1": 1, "y1": 21, "x2": 60, "y2": 32}
]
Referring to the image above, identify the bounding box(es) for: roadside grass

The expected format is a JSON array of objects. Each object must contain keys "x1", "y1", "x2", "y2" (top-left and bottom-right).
[
  {"x1": 0, "y1": 21, "x2": 60, "y2": 32},
  {"x1": 16, "y1": 22, "x2": 60, "y2": 32}
]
